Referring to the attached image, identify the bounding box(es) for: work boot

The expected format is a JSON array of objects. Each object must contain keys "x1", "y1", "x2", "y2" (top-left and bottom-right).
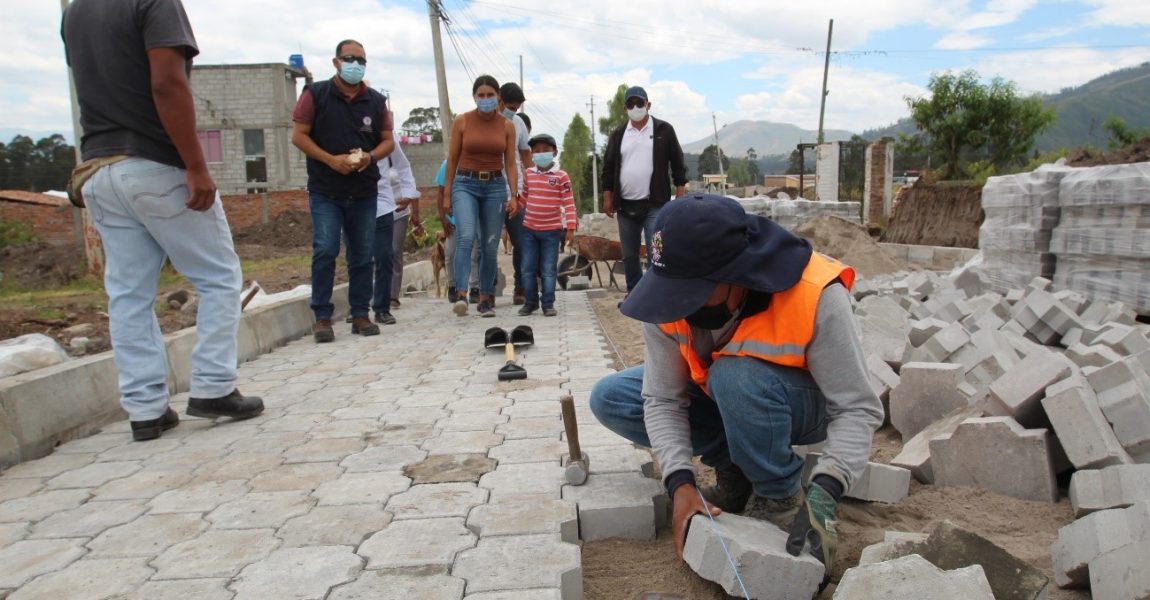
[
  {"x1": 700, "y1": 463, "x2": 753, "y2": 513},
  {"x1": 375, "y1": 311, "x2": 397, "y2": 325},
  {"x1": 744, "y1": 489, "x2": 804, "y2": 530},
  {"x1": 351, "y1": 316, "x2": 380, "y2": 336},
  {"x1": 313, "y1": 319, "x2": 334, "y2": 343},
  {"x1": 542, "y1": 306, "x2": 558, "y2": 317},
  {"x1": 130, "y1": 407, "x2": 179, "y2": 442},
  {"x1": 187, "y1": 389, "x2": 265, "y2": 420}
]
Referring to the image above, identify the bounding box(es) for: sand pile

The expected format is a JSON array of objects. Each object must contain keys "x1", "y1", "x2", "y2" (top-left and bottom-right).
[
  {"x1": 793, "y1": 214, "x2": 912, "y2": 278},
  {"x1": 233, "y1": 210, "x2": 313, "y2": 248}
]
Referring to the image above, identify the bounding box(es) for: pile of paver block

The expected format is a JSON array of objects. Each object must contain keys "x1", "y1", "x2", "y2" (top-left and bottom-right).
[
  {"x1": 737, "y1": 197, "x2": 862, "y2": 231},
  {"x1": 853, "y1": 258, "x2": 1150, "y2": 599},
  {"x1": 978, "y1": 164, "x2": 1072, "y2": 293}
]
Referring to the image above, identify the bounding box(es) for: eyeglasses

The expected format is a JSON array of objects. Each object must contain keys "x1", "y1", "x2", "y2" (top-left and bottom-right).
[
  {"x1": 338, "y1": 55, "x2": 367, "y2": 65},
  {"x1": 625, "y1": 99, "x2": 646, "y2": 109}
]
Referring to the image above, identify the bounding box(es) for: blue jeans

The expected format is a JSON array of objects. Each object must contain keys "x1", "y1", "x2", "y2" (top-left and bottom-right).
[
  {"x1": 617, "y1": 204, "x2": 658, "y2": 291},
  {"x1": 372, "y1": 212, "x2": 394, "y2": 314},
  {"x1": 521, "y1": 228, "x2": 563, "y2": 308},
  {"x1": 309, "y1": 191, "x2": 375, "y2": 321},
  {"x1": 505, "y1": 208, "x2": 525, "y2": 291},
  {"x1": 452, "y1": 173, "x2": 507, "y2": 296},
  {"x1": 590, "y1": 357, "x2": 828, "y2": 498},
  {"x1": 389, "y1": 211, "x2": 408, "y2": 302},
  {"x1": 83, "y1": 158, "x2": 242, "y2": 420}
]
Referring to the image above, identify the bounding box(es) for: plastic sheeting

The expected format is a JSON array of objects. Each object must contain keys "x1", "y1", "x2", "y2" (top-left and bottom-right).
[
  {"x1": 0, "y1": 333, "x2": 71, "y2": 378},
  {"x1": 737, "y1": 197, "x2": 862, "y2": 231}
]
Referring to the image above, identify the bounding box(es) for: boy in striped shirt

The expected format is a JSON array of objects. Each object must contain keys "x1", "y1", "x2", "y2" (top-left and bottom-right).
[{"x1": 518, "y1": 134, "x2": 577, "y2": 317}]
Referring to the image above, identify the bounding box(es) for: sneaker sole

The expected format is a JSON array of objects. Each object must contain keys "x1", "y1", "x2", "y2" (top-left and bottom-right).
[
  {"x1": 353, "y1": 327, "x2": 381, "y2": 336},
  {"x1": 187, "y1": 406, "x2": 265, "y2": 420},
  {"x1": 453, "y1": 301, "x2": 468, "y2": 317},
  {"x1": 480, "y1": 311, "x2": 496, "y2": 318}
]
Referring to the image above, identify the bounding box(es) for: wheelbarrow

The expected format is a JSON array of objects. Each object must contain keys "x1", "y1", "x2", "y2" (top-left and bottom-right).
[
  {"x1": 558, "y1": 235, "x2": 646, "y2": 290},
  {"x1": 484, "y1": 325, "x2": 535, "y2": 381}
]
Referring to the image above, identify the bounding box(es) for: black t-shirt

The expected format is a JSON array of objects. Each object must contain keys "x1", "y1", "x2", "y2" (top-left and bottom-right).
[{"x1": 62, "y1": 0, "x2": 198, "y2": 167}]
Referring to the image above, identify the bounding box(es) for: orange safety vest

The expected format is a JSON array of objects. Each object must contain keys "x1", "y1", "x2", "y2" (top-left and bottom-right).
[{"x1": 658, "y1": 253, "x2": 855, "y2": 392}]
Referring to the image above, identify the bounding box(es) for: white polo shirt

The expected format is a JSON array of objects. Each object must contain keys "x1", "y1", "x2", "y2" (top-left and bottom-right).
[{"x1": 618, "y1": 117, "x2": 654, "y2": 201}]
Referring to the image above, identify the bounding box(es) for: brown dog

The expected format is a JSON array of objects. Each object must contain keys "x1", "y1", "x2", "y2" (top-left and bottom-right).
[
  {"x1": 431, "y1": 230, "x2": 447, "y2": 297},
  {"x1": 501, "y1": 229, "x2": 512, "y2": 254}
]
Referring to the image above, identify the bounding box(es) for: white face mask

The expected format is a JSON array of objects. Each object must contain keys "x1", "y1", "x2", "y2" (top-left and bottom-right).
[{"x1": 627, "y1": 106, "x2": 648, "y2": 122}]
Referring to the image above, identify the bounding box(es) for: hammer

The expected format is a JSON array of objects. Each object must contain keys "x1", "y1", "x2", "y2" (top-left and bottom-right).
[{"x1": 560, "y1": 393, "x2": 589, "y2": 485}]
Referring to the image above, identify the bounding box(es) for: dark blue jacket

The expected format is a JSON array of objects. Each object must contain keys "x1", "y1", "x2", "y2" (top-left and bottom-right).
[{"x1": 305, "y1": 79, "x2": 386, "y2": 199}]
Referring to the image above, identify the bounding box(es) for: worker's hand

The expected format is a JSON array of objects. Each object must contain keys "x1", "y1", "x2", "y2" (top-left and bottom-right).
[
  {"x1": 326, "y1": 154, "x2": 356, "y2": 175},
  {"x1": 184, "y1": 166, "x2": 218, "y2": 211},
  {"x1": 672, "y1": 483, "x2": 721, "y2": 561},
  {"x1": 603, "y1": 190, "x2": 615, "y2": 218},
  {"x1": 785, "y1": 482, "x2": 839, "y2": 572}
]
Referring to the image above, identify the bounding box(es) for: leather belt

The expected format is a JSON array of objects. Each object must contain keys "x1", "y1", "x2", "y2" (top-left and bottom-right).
[{"x1": 456, "y1": 168, "x2": 503, "y2": 181}]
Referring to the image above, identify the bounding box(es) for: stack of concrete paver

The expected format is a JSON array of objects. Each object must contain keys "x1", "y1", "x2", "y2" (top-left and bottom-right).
[
  {"x1": 977, "y1": 164, "x2": 1073, "y2": 294},
  {"x1": 852, "y1": 261, "x2": 1150, "y2": 599},
  {"x1": 1051, "y1": 162, "x2": 1150, "y2": 315},
  {"x1": 737, "y1": 197, "x2": 862, "y2": 231},
  {"x1": 0, "y1": 291, "x2": 668, "y2": 599}
]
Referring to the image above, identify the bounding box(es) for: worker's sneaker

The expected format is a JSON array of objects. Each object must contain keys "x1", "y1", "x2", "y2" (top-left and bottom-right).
[
  {"x1": 313, "y1": 320, "x2": 335, "y2": 343},
  {"x1": 187, "y1": 389, "x2": 265, "y2": 420},
  {"x1": 542, "y1": 306, "x2": 558, "y2": 317},
  {"x1": 375, "y1": 312, "x2": 397, "y2": 325},
  {"x1": 477, "y1": 300, "x2": 496, "y2": 318},
  {"x1": 447, "y1": 287, "x2": 457, "y2": 303},
  {"x1": 518, "y1": 304, "x2": 538, "y2": 316},
  {"x1": 700, "y1": 463, "x2": 753, "y2": 513},
  {"x1": 453, "y1": 298, "x2": 469, "y2": 317},
  {"x1": 351, "y1": 316, "x2": 380, "y2": 336},
  {"x1": 744, "y1": 489, "x2": 804, "y2": 530},
  {"x1": 130, "y1": 407, "x2": 179, "y2": 442}
]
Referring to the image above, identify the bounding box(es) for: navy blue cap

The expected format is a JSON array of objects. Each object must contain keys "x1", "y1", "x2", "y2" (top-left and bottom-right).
[
  {"x1": 624, "y1": 86, "x2": 648, "y2": 102},
  {"x1": 620, "y1": 194, "x2": 813, "y2": 324}
]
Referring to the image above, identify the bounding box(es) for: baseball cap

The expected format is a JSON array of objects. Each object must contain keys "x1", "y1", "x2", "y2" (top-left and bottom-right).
[{"x1": 624, "y1": 86, "x2": 648, "y2": 102}]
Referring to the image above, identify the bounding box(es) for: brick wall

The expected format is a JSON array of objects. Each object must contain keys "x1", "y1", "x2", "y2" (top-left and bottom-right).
[
  {"x1": 863, "y1": 140, "x2": 894, "y2": 226},
  {"x1": 220, "y1": 190, "x2": 310, "y2": 230},
  {"x1": 0, "y1": 201, "x2": 80, "y2": 245}
]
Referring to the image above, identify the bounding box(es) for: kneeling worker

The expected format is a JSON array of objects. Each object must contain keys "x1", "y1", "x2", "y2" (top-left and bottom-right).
[{"x1": 590, "y1": 194, "x2": 882, "y2": 577}]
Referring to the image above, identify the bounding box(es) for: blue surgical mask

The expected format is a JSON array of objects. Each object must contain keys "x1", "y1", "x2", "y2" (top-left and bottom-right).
[
  {"x1": 502, "y1": 108, "x2": 517, "y2": 120},
  {"x1": 477, "y1": 97, "x2": 498, "y2": 113},
  {"x1": 532, "y1": 152, "x2": 555, "y2": 169},
  {"x1": 339, "y1": 62, "x2": 365, "y2": 85}
]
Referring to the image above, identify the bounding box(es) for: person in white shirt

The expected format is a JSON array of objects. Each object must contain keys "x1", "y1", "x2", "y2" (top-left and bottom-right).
[{"x1": 386, "y1": 143, "x2": 422, "y2": 310}]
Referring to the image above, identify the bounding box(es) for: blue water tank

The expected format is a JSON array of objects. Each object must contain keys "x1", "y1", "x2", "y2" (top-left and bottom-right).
[{"x1": 289, "y1": 54, "x2": 305, "y2": 70}]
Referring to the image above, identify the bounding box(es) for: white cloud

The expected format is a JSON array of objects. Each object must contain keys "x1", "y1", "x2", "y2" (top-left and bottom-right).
[
  {"x1": 936, "y1": 31, "x2": 996, "y2": 50},
  {"x1": 956, "y1": 0, "x2": 1038, "y2": 30},
  {"x1": 972, "y1": 45, "x2": 1149, "y2": 93},
  {"x1": 1082, "y1": 0, "x2": 1150, "y2": 26}
]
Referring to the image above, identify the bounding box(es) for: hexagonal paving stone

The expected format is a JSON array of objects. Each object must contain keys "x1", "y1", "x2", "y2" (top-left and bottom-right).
[
  {"x1": 87, "y1": 513, "x2": 207, "y2": 558},
  {"x1": 312, "y1": 472, "x2": 410, "y2": 506},
  {"x1": 97, "y1": 438, "x2": 182, "y2": 462},
  {"x1": 327, "y1": 570, "x2": 465, "y2": 600},
  {"x1": 340, "y1": 445, "x2": 427, "y2": 473},
  {"x1": 229, "y1": 546, "x2": 363, "y2": 600},
  {"x1": 466, "y1": 496, "x2": 578, "y2": 543},
  {"x1": 385, "y1": 483, "x2": 488, "y2": 520},
  {"x1": 437, "y1": 412, "x2": 509, "y2": 432},
  {"x1": 276, "y1": 505, "x2": 392, "y2": 548},
  {"x1": 403, "y1": 454, "x2": 497, "y2": 484},
  {"x1": 92, "y1": 468, "x2": 194, "y2": 501},
  {"x1": 151, "y1": 528, "x2": 280, "y2": 579},
  {"x1": 495, "y1": 417, "x2": 564, "y2": 440},
  {"x1": 8, "y1": 557, "x2": 152, "y2": 600},
  {"x1": 229, "y1": 431, "x2": 310, "y2": 454},
  {"x1": 0, "y1": 478, "x2": 44, "y2": 503},
  {"x1": 0, "y1": 522, "x2": 28, "y2": 549},
  {"x1": 29, "y1": 499, "x2": 146, "y2": 539},
  {"x1": 249, "y1": 462, "x2": 344, "y2": 492},
  {"x1": 358, "y1": 518, "x2": 475, "y2": 569},
  {"x1": 478, "y1": 463, "x2": 566, "y2": 499},
  {"x1": 118, "y1": 578, "x2": 233, "y2": 600},
  {"x1": 192, "y1": 452, "x2": 284, "y2": 483},
  {"x1": 311, "y1": 418, "x2": 383, "y2": 440},
  {"x1": 148, "y1": 479, "x2": 250, "y2": 514},
  {"x1": 421, "y1": 432, "x2": 504, "y2": 455},
  {"x1": 207, "y1": 491, "x2": 315, "y2": 529},
  {"x1": 366, "y1": 423, "x2": 438, "y2": 446},
  {"x1": 0, "y1": 489, "x2": 90, "y2": 524},
  {"x1": 0, "y1": 452, "x2": 95, "y2": 479},
  {"x1": 0, "y1": 539, "x2": 86, "y2": 588},
  {"x1": 283, "y1": 438, "x2": 367, "y2": 464},
  {"x1": 44, "y1": 460, "x2": 141, "y2": 489},
  {"x1": 487, "y1": 438, "x2": 566, "y2": 465},
  {"x1": 452, "y1": 534, "x2": 580, "y2": 597},
  {"x1": 446, "y1": 396, "x2": 511, "y2": 413}
]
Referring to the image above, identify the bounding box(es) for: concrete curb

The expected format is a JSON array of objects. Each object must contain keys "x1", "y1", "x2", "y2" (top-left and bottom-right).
[{"x1": 0, "y1": 284, "x2": 348, "y2": 470}]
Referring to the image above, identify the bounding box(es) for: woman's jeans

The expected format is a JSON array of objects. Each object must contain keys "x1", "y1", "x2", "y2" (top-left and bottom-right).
[
  {"x1": 589, "y1": 357, "x2": 828, "y2": 498},
  {"x1": 452, "y1": 173, "x2": 508, "y2": 296},
  {"x1": 521, "y1": 228, "x2": 563, "y2": 308}
]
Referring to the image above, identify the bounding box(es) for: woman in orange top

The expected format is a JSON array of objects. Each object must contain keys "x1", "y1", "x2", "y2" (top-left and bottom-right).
[{"x1": 443, "y1": 75, "x2": 519, "y2": 317}]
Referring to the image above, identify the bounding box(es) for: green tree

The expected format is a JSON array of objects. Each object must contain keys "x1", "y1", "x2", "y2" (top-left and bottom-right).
[
  {"x1": 900, "y1": 70, "x2": 1056, "y2": 179},
  {"x1": 744, "y1": 148, "x2": 762, "y2": 186},
  {"x1": 599, "y1": 84, "x2": 628, "y2": 137},
  {"x1": 401, "y1": 107, "x2": 450, "y2": 142},
  {"x1": 697, "y1": 144, "x2": 729, "y2": 176},
  {"x1": 0, "y1": 134, "x2": 76, "y2": 192},
  {"x1": 1102, "y1": 115, "x2": 1150, "y2": 150},
  {"x1": 726, "y1": 159, "x2": 750, "y2": 187},
  {"x1": 561, "y1": 113, "x2": 594, "y2": 214}
]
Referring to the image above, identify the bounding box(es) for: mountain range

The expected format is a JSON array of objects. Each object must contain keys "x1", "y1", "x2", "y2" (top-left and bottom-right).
[{"x1": 685, "y1": 62, "x2": 1150, "y2": 162}]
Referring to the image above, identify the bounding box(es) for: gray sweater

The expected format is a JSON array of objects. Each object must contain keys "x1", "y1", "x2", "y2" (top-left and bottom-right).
[{"x1": 640, "y1": 283, "x2": 884, "y2": 491}]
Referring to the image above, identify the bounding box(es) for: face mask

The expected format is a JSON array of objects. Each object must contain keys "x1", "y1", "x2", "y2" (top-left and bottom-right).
[
  {"x1": 339, "y1": 62, "x2": 365, "y2": 85},
  {"x1": 685, "y1": 285, "x2": 734, "y2": 329},
  {"x1": 477, "y1": 97, "x2": 498, "y2": 113},
  {"x1": 502, "y1": 108, "x2": 517, "y2": 120},
  {"x1": 627, "y1": 106, "x2": 648, "y2": 122},
  {"x1": 532, "y1": 152, "x2": 554, "y2": 169}
]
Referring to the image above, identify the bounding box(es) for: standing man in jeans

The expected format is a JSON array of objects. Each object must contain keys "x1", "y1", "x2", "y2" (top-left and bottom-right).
[
  {"x1": 62, "y1": 0, "x2": 264, "y2": 442},
  {"x1": 601, "y1": 86, "x2": 688, "y2": 294},
  {"x1": 292, "y1": 40, "x2": 394, "y2": 342}
]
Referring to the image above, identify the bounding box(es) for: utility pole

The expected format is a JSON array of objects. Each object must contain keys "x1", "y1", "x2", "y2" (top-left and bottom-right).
[
  {"x1": 61, "y1": 0, "x2": 103, "y2": 275},
  {"x1": 817, "y1": 18, "x2": 834, "y2": 144},
  {"x1": 427, "y1": 0, "x2": 453, "y2": 155},
  {"x1": 588, "y1": 96, "x2": 599, "y2": 213},
  {"x1": 519, "y1": 55, "x2": 524, "y2": 91},
  {"x1": 711, "y1": 112, "x2": 725, "y2": 178}
]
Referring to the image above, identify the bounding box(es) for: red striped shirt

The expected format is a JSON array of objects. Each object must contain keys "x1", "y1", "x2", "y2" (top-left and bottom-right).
[{"x1": 522, "y1": 166, "x2": 577, "y2": 231}]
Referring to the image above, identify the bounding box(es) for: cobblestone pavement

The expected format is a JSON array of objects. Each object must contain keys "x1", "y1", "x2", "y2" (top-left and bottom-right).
[{"x1": 0, "y1": 290, "x2": 646, "y2": 599}]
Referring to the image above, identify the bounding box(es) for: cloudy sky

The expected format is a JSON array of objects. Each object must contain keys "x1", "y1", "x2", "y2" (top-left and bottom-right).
[{"x1": 5, "y1": 0, "x2": 1150, "y2": 152}]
